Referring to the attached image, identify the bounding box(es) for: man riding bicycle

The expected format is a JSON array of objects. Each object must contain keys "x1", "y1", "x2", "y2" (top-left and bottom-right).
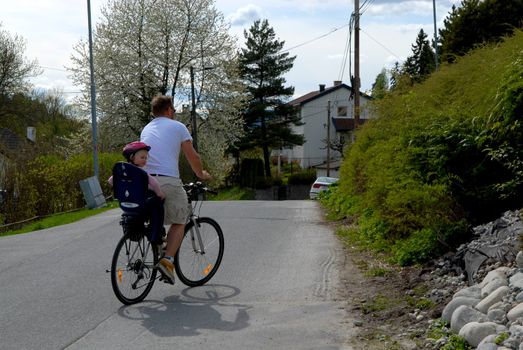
[{"x1": 141, "y1": 95, "x2": 211, "y2": 284}]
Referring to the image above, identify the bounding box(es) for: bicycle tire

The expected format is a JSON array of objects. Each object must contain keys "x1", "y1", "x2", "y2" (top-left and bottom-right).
[
  {"x1": 174, "y1": 217, "x2": 224, "y2": 287},
  {"x1": 111, "y1": 233, "x2": 159, "y2": 305}
]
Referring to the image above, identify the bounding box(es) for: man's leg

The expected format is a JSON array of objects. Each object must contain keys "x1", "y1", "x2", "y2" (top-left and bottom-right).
[
  {"x1": 158, "y1": 223, "x2": 185, "y2": 284},
  {"x1": 164, "y1": 223, "x2": 185, "y2": 257}
]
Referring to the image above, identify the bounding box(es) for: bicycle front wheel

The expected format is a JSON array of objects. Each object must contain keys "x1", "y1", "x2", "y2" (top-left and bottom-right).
[
  {"x1": 175, "y1": 217, "x2": 224, "y2": 287},
  {"x1": 111, "y1": 233, "x2": 159, "y2": 305}
]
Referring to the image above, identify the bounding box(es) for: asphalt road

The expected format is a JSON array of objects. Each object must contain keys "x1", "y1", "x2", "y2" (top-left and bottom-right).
[{"x1": 0, "y1": 200, "x2": 355, "y2": 350}]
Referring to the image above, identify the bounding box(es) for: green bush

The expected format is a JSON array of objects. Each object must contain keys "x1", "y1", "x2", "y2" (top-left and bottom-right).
[
  {"x1": 287, "y1": 169, "x2": 316, "y2": 185},
  {"x1": 1, "y1": 152, "x2": 121, "y2": 224},
  {"x1": 323, "y1": 31, "x2": 523, "y2": 265},
  {"x1": 393, "y1": 228, "x2": 440, "y2": 265}
]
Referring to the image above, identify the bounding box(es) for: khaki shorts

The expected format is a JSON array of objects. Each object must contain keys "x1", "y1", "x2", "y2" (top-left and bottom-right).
[{"x1": 155, "y1": 176, "x2": 189, "y2": 225}]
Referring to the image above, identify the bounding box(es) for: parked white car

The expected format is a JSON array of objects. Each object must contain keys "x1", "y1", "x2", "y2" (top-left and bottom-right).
[{"x1": 309, "y1": 177, "x2": 339, "y2": 199}]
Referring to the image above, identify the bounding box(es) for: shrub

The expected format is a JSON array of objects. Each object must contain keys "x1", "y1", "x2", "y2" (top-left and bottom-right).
[
  {"x1": 1, "y1": 152, "x2": 121, "y2": 224},
  {"x1": 324, "y1": 30, "x2": 523, "y2": 265},
  {"x1": 287, "y1": 169, "x2": 316, "y2": 185}
]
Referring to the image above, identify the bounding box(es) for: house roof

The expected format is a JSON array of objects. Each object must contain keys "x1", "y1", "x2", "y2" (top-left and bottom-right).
[
  {"x1": 288, "y1": 83, "x2": 371, "y2": 107},
  {"x1": 313, "y1": 159, "x2": 342, "y2": 170},
  {"x1": 0, "y1": 128, "x2": 27, "y2": 158}
]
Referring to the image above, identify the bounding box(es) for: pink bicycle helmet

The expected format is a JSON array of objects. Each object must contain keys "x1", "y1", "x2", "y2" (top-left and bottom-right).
[{"x1": 122, "y1": 141, "x2": 151, "y2": 161}]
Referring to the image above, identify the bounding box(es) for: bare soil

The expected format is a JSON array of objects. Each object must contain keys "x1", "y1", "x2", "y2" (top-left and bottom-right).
[{"x1": 336, "y1": 233, "x2": 447, "y2": 350}]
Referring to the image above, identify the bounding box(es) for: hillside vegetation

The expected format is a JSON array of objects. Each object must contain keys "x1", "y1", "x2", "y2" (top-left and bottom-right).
[{"x1": 323, "y1": 31, "x2": 523, "y2": 265}]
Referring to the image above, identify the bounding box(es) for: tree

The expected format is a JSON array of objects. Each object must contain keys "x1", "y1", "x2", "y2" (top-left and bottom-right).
[
  {"x1": 439, "y1": 0, "x2": 523, "y2": 62},
  {"x1": 0, "y1": 24, "x2": 41, "y2": 96},
  {"x1": 389, "y1": 62, "x2": 401, "y2": 90},
  {"x1": 371, "y1": 68, "x2": 389, "y2": 99},
  {"x1": 237, "y1": 19, "x2": 304, "y2": 178},
  {"x1": 402, "y1": 29, "x2": 435, "y2": 83},
  {"x1": 0, "y1": 90, "x2": 86, "y2": 158},
  {"x1": 69, "y1": 0, "x2": 244, "y2": 184}
]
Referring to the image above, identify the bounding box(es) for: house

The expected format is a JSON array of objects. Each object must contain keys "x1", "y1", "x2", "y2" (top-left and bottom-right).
[
  {"x1": 0, "y1": 127, "x2": 35, "y2": 181},
  {"x1": 279, "y1": 81, "x2": 372, "y2": 176}
]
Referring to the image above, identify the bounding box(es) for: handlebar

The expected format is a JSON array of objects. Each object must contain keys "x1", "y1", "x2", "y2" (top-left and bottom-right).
[{"x1": 183, "y1": 182, "x2": 217, "y2": 198}]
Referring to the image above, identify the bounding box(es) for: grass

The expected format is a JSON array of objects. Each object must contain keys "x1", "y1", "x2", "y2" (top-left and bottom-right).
[
  {"x1": 0, "y1": 201, "x2": 118, "y2": 237},
  {"x1": 1, "y1": 186, "x2": 256, "y2": 237},
  {"x1": 208, "y1": 186, "x2": 255, "y2": 200},
  {"x1": 361, "y1": 294, "x2": 393, "y2": 314}
]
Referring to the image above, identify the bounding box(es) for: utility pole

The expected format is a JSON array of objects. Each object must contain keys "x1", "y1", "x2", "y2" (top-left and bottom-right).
[
  {"x1": 87, "y1": 0, "x2": 99, "y2": 179},
  {"x1": 326, "y1": 101, "x2": 331, "y2": 177},
  {"x1": 432, "y1": 0, "x2": 439, "y2": 69},
  {"x1": 354, "y1": 0, "x2": 361, "y2": 127},
  {"x1": 190, "y1": 65, "x2": 198, "y2": 152}
]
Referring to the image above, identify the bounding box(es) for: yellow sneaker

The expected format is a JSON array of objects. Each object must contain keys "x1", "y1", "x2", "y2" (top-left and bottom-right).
[{"x1": 157, "y1": 257, "x2": 175, "y2": 284}]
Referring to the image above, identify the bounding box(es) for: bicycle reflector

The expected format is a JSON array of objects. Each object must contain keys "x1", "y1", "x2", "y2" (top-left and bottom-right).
[
  {"x1": 118, "y1": 269, "x2": 123, "y2": 283},
  {"x1": 203, "y1": 264, "x2": 212, "y2": 276}
]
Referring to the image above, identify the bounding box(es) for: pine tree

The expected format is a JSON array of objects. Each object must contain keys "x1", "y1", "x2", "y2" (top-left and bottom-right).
[
  {"x1": 371, "y1": 68, "x2": 389, "y2": 99},
  {"x1": 439, "y1": 0, "x2": 523, "y2": 63},
  {"x1": 237, "y1": 19, "x2": 304, "y2": 178},
  {"x1": 402, "y1": 29, "x2": 435, "y2": 82}
]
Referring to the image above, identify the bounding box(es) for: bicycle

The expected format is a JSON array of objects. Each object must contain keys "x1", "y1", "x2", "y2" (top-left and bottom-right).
[{"x1": 110, "y1": 177, "x2": 224, "y2": 305}]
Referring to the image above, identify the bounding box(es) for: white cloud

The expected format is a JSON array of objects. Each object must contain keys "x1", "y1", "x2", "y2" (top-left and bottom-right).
[{"x1": 227, "y1": 4, "x2": 263, "y2": 26}]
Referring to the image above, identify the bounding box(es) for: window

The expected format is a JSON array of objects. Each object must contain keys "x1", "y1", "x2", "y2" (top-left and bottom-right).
[{"x1": 337, "y1": 106, "x2": 347, "y2": 117}]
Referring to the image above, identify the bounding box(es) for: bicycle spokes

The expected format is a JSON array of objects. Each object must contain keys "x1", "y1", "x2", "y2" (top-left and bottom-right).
[
  {"x1": 111, "y1": 234, "x2": 159, "y2": 305},
  {"x1": 203, "y1": 263, "x2": 213, "y2": 276}
]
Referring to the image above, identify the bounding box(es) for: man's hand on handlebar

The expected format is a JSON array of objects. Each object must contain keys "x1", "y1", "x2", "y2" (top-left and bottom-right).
[{"x1": 199, "y1": 170, "x2": 212, "y2": 181}]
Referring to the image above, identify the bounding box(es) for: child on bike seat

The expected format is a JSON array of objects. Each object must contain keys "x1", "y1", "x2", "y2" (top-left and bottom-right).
[{"x1": 109, "y1": 141, "x2": 166, "y2": 244}]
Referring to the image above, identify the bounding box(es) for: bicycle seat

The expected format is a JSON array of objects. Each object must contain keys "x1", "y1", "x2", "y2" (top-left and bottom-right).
[{"x1": 112, "y1": 162, "x2": 149, "y2": 214}]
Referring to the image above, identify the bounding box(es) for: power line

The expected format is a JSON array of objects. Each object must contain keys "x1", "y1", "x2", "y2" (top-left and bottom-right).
[
  {"x1": 338, "y1": 14, "x2": 355, "y2": 81},
  {"x1": 279, "y1": 22, "x2": 351, "y2": 54},
  {"x1": 37, "y1": 65, "x2": 68, "y2": 72},
  {"x1": 359, "y1": 0, "x2": 375, "y2": 15},
  {"x1": 360, "y1": 28, "x2": 401, "y2": 60}
]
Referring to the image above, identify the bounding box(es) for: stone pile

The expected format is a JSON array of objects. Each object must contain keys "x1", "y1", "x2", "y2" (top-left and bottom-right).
[{"x1": 427, "y1": 211, "x2": 523, "y2": 349}]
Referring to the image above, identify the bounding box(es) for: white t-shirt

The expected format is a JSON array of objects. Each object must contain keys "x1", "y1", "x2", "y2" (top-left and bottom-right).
[{"x1": 140, "y1": 116, "x2": 192, "y2": 178}]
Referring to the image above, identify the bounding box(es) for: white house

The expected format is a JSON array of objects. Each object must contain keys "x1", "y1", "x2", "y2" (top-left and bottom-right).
[{"x1": 280, "y1": 81, "x2": 372, "y2": 176}]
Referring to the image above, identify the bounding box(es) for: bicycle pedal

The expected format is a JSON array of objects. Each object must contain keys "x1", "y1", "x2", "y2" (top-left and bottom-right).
[{"x1": 157, "y1": 269, "x2": 175, "y2": 285}]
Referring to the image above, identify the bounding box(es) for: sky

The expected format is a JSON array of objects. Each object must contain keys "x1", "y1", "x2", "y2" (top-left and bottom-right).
[{"x1": 0, "y1": 0, "x2": 461, "y2": 100}]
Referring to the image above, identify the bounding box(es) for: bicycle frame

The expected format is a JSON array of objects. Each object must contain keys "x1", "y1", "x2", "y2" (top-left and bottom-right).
[{"x1": 186, "y1": 212, "x2": 206, "y2": 254}]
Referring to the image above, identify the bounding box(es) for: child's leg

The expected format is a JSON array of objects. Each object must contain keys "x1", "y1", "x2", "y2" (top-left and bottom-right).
[{"x1": 145, "y1": 192, "x2": 165, "y2": 244}]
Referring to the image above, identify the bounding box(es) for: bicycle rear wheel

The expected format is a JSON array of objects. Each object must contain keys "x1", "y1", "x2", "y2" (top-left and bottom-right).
[
  {"x1": 174, "y1": 217, "x2": 224, "y2": 287},
  {"x1": 111, "y1": 233, "x2": 159, "y2": 305}
]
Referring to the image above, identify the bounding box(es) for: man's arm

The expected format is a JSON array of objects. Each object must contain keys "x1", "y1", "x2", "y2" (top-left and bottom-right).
[{"x1": 181, "y1": 140, "x2": 212, "y2": 180}]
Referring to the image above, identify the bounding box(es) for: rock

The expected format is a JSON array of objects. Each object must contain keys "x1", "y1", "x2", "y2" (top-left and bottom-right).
[
  {"x1": 418, "y1": 211, "x2": 523, "y2": 349},
  {"x1": 516, "y1": 251, "x2": 523, "y2": 269},
  {"x1": 450, "y1": 305, "x2": 488, "y2": 333},
  {"x1": 454, "y1": 285, "x2": 482, "y2": 299},
  {"x1": 477, "y1": 343, "x2": 498, "y2": 350},
  {"x1": 482, "y1": 277, "x2": 508, "y2": 298},
  {"x1": 508, "y1": 303, "x2": 523, "y2": 322},
  {"x1": 516, "y1": 290, "x2": 523, "y2": 303},
  {"x1": 442, "y1": 297, "x2": 481, "y2": 323},
  {"x1": 510, "y1": 272, "x2": 523, "y2": 290},
  {"x1": 478, "y1": 334, "x2": 498, "y2": 348},
  {"x1": 480, "y1": 268, "x2": 511, "y2": 288},
  {"x1": 487, "y1": 308, "x2": 507, "y2": 324},
  {"x1": 505, "y1": 324, "x2": 523, "y2": 348},
  {"x1": 476, "y1": 286, "x2": 511, "y2": 314},
  {"x1": 459, "y1": 321, "x2": 505, "y2": 348},
  {"x1": 487, "y1": 301, "x2": 504, "y2": 313}
]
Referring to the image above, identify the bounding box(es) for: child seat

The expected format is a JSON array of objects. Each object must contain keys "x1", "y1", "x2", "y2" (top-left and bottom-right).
[
  {"x1": 112, "y1": 162, "x2": 149, "y2": 212},
  {"x1": 112, "y1": 162, "x2": 149, "y2": 240}
]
